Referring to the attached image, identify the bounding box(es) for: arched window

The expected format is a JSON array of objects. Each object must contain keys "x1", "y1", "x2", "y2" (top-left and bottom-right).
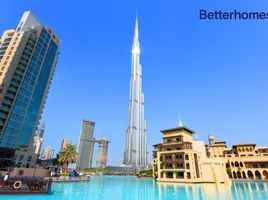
[
  {"x1": 247, "y1": 170, "x2": 254, "y2": 179},
  {"x1": 233, "y1": 171, "x2": 237, "y2": 179},
  {"x1": 237, "y1": 171, "x2": 242, "y2": 179},
  {"x1": 263, "y1": 171, "x2": 268, "y2": 180},
  {"x1": 255, "y1": 170, "x2": 261, "y2": 180},
  {"x1": 242, "y1": 171, "x2": 247, "y2": 179}
]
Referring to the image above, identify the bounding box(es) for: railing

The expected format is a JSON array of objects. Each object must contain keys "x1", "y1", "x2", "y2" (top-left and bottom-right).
[
  {"x1": 52, "y1": 176, "x2": 90, "y2": 182},
  {"x1": 0, "y1": 177, "x2": 52, "y2": 194}
]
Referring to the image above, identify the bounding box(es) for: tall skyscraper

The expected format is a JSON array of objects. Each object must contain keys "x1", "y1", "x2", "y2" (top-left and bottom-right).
[
  {"x1": 60, "y1": 138, "x2": 71, "y2": 151},
  {"x1": 41, "y1": 146, "x2": 54, "y2": 160},
  {"x1": 123, "y1": 16, "x2": 148, "y2": 169},
  {"x1": 76, "y1": 120, "x2": 95, "y2": 171},
  {"x1": 0, "y1": 10, "x2": 60, "y2": 162},
  {"x1": 32, "y1": 123, "x2": 45, "y2": 155},
  {"x1": 96, "y1": 138, "x2": 110, "y2": 168}
]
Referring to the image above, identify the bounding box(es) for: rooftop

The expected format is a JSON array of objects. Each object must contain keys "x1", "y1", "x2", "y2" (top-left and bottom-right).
[
  {"x1": 161, "y1": 126, "x2": 195, "y2": 134},
  {"x1": 232, "y1": 143, "x2": 256, "y2": 147}
]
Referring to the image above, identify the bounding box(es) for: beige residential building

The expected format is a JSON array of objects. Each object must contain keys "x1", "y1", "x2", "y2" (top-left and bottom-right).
[
  {"x1": 41, "y1": 146, "x2": 54, "y2": 160},
  {"x1": 153, "y1": 125, "x2": 229, "y2": 183},
  {"x1": 207, "y1": 137, "x2": 268, "y2": 180}
]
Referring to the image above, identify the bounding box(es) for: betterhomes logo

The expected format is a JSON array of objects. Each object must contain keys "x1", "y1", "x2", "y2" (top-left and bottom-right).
[{"x1": 200, "y1": 10, "x2": 268, "y2": 20}]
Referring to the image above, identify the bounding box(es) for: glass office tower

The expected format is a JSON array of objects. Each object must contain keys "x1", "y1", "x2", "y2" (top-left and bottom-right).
[{"x1": 0, "y1": 11, "x2": 60, "y2": 161}]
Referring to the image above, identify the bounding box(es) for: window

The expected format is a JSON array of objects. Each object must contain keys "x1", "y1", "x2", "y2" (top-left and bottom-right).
[
  {"x1": 185, "y1": 154, "x2": 189, "y2": 160},
  {"x1": 177, "y1": 172, "x2": 184, "y2": 179},
  {"x1": 187, "y1": 172, "x2": 191, "y2": 179},
  {"x1": 186, "y1": 163, "x2": 190, "y2": 169},
  {"x1": 27, "y1": 156, "x2": 32, "y2": 162},
  {"x1": 167, "y1": 172, "x2": 173, "y2": 179}
]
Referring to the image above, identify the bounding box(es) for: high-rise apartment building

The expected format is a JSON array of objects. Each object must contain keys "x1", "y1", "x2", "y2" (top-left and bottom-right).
[
  {"x1": 0, "y1": 10, "x2": 60, "y2": 164},
  {"x1": 76, "y1": 120, "x2": 95, "y2": 171},
  {"x1": 33, "y1": 123, "x2": 45, "y2": 155},
  {"x1": 123, "y1": 16, "x2": 148, "y2": 169},
  {"x1": 96, "y1": 138, "x2": 110, "y2": 168},
  {"x1": 41, "y1": 146, "x2": 54, "y2": 160},
  {"x1": 60, "y1": 138, "x2": 71, "y2": 151}
]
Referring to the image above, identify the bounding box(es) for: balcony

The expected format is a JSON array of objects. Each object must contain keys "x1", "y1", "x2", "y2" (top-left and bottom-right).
[
  {"x1": 0, "y1": 104, "x2": 10, "y2": 112},
  {"x1": 17, "y1": 64, "x2": 26, "y2": 71},
  {"x1": 2, "y1": 99, "x2": 13, "y2": 106},
  {"x1": 160, "y1": 166, "x2": 185, "y2": 171},
  {"x1": 19, "y1": 59, "x2": 28, "y2": 66},
  {"x1": 14, "y1": 70, "x2": 24, "y2": 76},
  {"x1": 21, "y1": 54, "x2": 30, "y2": 61},
  {"x1": 27, "y1": 39, "x2": 36, "y2": 46},
  {"x1": 8, "y1": 87, "x2": 17, "y2": 93},
  {"x1": 10, "y1": 81, "x2": 20, "y2": 88},
  {"x1": 0, "y1": 121, "x2": 5, "y2": 126},
  {"x1": 0, "y1": 112, "x2": 7, "y2": 119},
  {"x1": 24, "y1": 49, "x2": 32, "y2": 56},
  {"x1": 5, "y1": 93, "x2": 15, "y2": 99}
]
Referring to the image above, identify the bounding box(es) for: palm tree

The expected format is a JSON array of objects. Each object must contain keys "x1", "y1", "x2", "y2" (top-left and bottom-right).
[{"x1": 58, "y1": 144, "x2": 77, "y2": 172}]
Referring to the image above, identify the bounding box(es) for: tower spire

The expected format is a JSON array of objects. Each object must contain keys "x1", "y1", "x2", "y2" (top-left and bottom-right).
[
  {"x1": 135, "y1": 12, "x2": 138, "y2": 39},
  {"x1": 132, "y1": 13, "x2": 140, "y2": 54}
]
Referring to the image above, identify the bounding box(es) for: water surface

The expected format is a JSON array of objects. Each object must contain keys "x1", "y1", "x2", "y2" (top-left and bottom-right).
[{"x1": 0, "y1": 176, "x2": 267, "y2": 200}]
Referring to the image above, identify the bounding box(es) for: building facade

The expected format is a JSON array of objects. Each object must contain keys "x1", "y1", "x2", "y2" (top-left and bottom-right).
[
  {"x1": 96, "y1": 138, "x2": 110, "y2": 168},
  {"x1": 60, "y1": 138, "x2": 71, "y2": 151},
  {"x1": 207, "y1": 138, "x2": 268, "y2": 180},
  {"x1": 13, "y1": 123, "x2": 45, "y2": 167},
  {"x1": 76, "y1": 120, "x2": 95, "y2": 171},
  {"x1": 0, "y1": 11, "x2": 60, "y2": 165},
  {"x1": 32, "y1": 123, "x2": 45, "y2": 155},
  {"x1": 41, "y1": 146, "x2": 54, "y2": 160},
  {"x1": 153, "y1": 125, "x2": 229, "y2": 183},
  {"x1": 123, "y1": 16, "x2": 148, "y2": 169}
]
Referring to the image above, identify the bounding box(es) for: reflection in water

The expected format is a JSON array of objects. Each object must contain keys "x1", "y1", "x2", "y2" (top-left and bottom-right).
[
  {"x1": 156, "y1": 181, "x2": 268, "y2": 200},
  {"x1": 48, "y1": 178, "x2": 268, "y2": 200},
  {"x1": 0, "y1": 177, "x2": 268, "y2": 200},
  {"x1": 157, "y1": 182, "x2": 232, "y2": 200}
]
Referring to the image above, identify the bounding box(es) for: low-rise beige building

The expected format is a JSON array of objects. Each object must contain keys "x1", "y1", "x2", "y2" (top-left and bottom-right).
[
  {"x1": 153, "y1": 125, "x2": 229, "y2": 183},
  {"x1": 207, "y1": 138, "x2": 268, "y2": 180}
]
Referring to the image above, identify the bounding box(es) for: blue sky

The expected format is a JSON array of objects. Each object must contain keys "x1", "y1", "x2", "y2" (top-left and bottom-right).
[{"x1": 1, "y1": 0, "x2": 268, "y2": 165}]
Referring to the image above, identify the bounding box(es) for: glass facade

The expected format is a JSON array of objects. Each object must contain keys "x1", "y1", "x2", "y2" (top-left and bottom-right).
[{"x1": 0, "y1": 28, "x2": 59, "y2": 149}]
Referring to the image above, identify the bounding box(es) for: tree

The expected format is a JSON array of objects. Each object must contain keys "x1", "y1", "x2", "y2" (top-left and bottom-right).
[
  {"x1": 226, "y1": 167, "x2": 232, "y2": 178},
  {"x1": 58, "y1": 144, "x2": 77, "y2": 171}
]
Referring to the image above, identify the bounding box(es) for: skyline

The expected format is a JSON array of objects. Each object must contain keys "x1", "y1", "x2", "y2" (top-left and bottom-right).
[{"x1": 1, "y1": 1, "x2": 268, "y2": 166}]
